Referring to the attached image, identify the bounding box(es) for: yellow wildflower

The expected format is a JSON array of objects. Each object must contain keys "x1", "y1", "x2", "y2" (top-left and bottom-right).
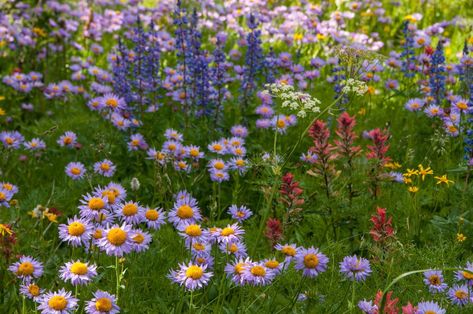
[
  {"x1": 434, "y1": 175, "x2": 454, "y2": 186},
  {"x1": 457, "y1": 233, "x2": 467, "y2": 242},
  {"x1": 418, "y1": 164, "x2": 433, "y2": 181}
]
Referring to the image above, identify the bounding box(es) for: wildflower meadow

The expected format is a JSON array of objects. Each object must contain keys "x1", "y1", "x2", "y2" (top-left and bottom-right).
[{"x1": 1, "y1": 0, "x2": 473, "y2": 313}]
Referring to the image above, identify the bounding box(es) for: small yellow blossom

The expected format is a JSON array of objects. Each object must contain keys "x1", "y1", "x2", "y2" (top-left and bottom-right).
[
  {"x1": 457, "y1": 233, "x2": 467, "y2": 242},
  {"x1": 0, "y1": 108, "x2": 5, "y2": 116},
  {"x1": 0, "y1": 224, "x2": 13, "y2": 236},
  {"x1": 408, "y1": 186, "x2": 419, "y2": 193},
  {"x1": 418, "y1": 164, "x2": 433, "y2": 181},
  {"x1": 404, "y1": 168, "x2": 419, "y2": 178},
  {"x1": 385, "y1": 162, "x2": 402, "y2": 170},
  {"x1": 293, "y1": 33, "x2": 304, "y2": 42},
  {"x1": 434, "y1": 175, "x2": 454, "y2": 186},
  {"x1": 403, "y1": 177, "x2": 412, "y2": 184}
]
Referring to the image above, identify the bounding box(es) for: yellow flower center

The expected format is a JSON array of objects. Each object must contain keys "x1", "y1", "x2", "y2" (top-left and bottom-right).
[
  {"x1": 100, "y1": 163, "x2": 110, "y2": 171},
  {"x1": 70, "y1": 262, "x2": 88, "y2": 275},
  {"x1": 131, "y1": 139, "x2": 140, "y2": 146},
  {"x1": 93, "y1": 229, "x2": 103, "y2": 239},
  {"x1": 236, "y1": 211, "x2": 245, "y2": 218},
  {"x1": 102, "y1": 191, "x2": 116, "y2": 204},
  {"x1": 455, "y1": 290, "x2": 468, "y2": 299},
  {"x1": 228, "y1": 243, "x2": 238, "y2": 253},
  {"x1": 95, "y1": 297, "x2": 113, "y2": 311},
  {"x1": 177, "y1": 205, "x2": 193, "y2": 219},
  {"x1": 235, "y1": 263, "x2": 245, "y2": 274},
  {"x1": 17, "y1": 262, "x2": 34, "y2": 276},
  {"x1": 250, "y1": 265, "x2": 266, "y2": 277},
  {"x1": 212, "y1": 144, "x2": 222, "y2": 151},
  {"x1": 277, "y1": 119, "x2": 286, "y2": 128},
  {"x1": 429, "y1": 275, "x2": 440, "y2": 285},
  {"x1": 71, "y1": 167, "x2": 81, "y2": 175},
  {"x1": 68, "y1": 222, "x2": 86, "y2": 236},
  {"x1": 303, "y1": 254, "x2": 319, "y2": 269},
  {"x1": 457, "y1": 102, "x2": 468, "y2": 110},
  {"x1": 145, "y1": 209, "x2": 159, "y2": 221},
  {"x1": 196, "y1": 257, "x2": 206, "y2": 264},
  {"x1": 48, "y1": 295, "x2": 67, "y2": 310},
  {"x1": 106, "y1": 98, "x2": 118, "y2": 108},
  {"x1": 122, "y1": 203, "x2": 138, "y2": 216},
  {"x1": 0, "y1": 192, "x2": 5, "y2": 201},
  {"x1": 6, "y1": 138, "x2": 13, "y2": 145},
  {"x1": 28, "y1": 284, "x2": 40, "y2": 296},
  {"x1": 214, "y1": 162, "x2": 225, "y2": 170},
  {"x1": 463, "y1": 271, "x2": 473, "y2": 280},
  {"x1": 107, "y1": 228, "x2": 127, "y2": 246},
  {"x1": 3, "y1": 183, "x2": 12, "y2": 190},
  {"x1": 425, "y1": 311, "x2": 436, "y2": 314},
  {"x1": 185, "y1": 265, "x2": 203, "y2": 280},
  {"x1": 185, "y1": 225, "x2": 202, "y2": 237},
  {"x1": 89, "y1": 198, "x2": 105, "y2": 210},
  {"x1": 221, "y1": 227, "x2": 235, "y2": 237},
  {"x1": 193, "y1": 243, "x2": 205, "y2": 251},
  {"x1": 281, "y1": 246, "x2": 296, "y2": 256},
  {"x1": 168, "y1": 143, "x2": 176, "y2": 151},
  {"x1": 132, "y1": 233, "x2": 145, "y2": 244},
  {"x1": 265, "y1": 260, "x2": 280, "y2": 269},
  {"x1": 63, "y1": 137, "x2": 72, "y2": 144},
  {"x1": 190, "y1": 149, "x2": 199, "y2": 157}
]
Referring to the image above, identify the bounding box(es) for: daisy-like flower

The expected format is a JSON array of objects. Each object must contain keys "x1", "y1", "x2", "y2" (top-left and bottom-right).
[
  {"x1": 1, "y1": 182, "x2": 18, "y2": 194},
  {"x1": 456, "y1": 262, "x2": 473, "y2": 285},
  {"x1": 164, "y1": 128, "x2": 184, "y2": 142},
  {"x1": 101, "y1": 183, "x2": 127, "y2": 205},
  {"x1": 358, "y1": 300, "x2": 378, "y2": 314},
  {"x1": 448, "y1": 284, "x2": 470, "y2": 306},
  {"x1": 339, "y1": 255, "x2": 372, "y2": 281},
  {"x1": 20, "y1": 282, "x2": 44, "y2": 300},
  {"x1": 178, "y1": 223, "x2": 209, "y2": 246},
  {"x1": 0, "y1": 188, "x2": 13, "y2": 207},
  {"x1": 38, "y1": 289, "x2": 78, "y2": 314},
  {"x1": 115, "y1": 201, "x2": 144, "y2": 225},
  {"x1": 275, "y1": 243, "x2": 298, "y2": 262},
  {"x1": 168, "y1": 197, "x2": 202, "y2": 227},
  {"x1": 228, "y1": 205, "x2": 252, "y2": 222},
  {"x1": 130, "y1": 229, "x2": 152, "y2": 253},
  {"x1": 143, "y1": 207, "x2": 167, "y2": 230},
  {"x1": 101, "y1": 93, "x2": 125, "y2": 111},
  {"x1": 405, "y1": 98, "x2": 425, "y2": 111},
  {"x1": 217, "y1": 223, "x2": 244, "y2": 244},
  {"x1": 9, "y1": 256, "x2": 43, "y2": 282},
  {"x1": 231, "y1": 125, "x2": 249, "y2": 138},
  {"x1": 186, "y1": 145, "x2": 204, "y2": 160},
  {"x1": 169, "y1": 262, "x2": 213, "y2": 291},
  {"x1": 85, "y1": 290, "x2": 120, "y2": 314},
  {"x1": 58, "y1": 131, "x2": 77, "y2": 148},
  {"x1": 423, "y1": 270, "x2": 448, "y2": 293},
  {"x1": 1, "y1": 131, "x2": 24, "y2": 149},
  {"x1": 128, "y1": 134, "x2": 148, "y2": 151},
  {"x1": 225, "y1": 257, "x2": 252, "y2": 285},
  {"x1": 79, "y1": 194, "x2": 109, "y2": 220},
  {"x1": 242, "y1": 261, "x2": 276, "y2": 286},
  {"x1": 59, "y1": 260, "x2": 98, "y2": 285},
  {"x1": 434, "y1": 175, "x2": 454, "y2": 186},
  {"x1": 208, "y1": 159, "x2": 228, "y2": 172},
  {"x1": 294, "y1": 247, "x2": 329, "y2": 278},
  {"x1": 162, "y1": 140, "x2": 182, "y2": 155},
  {"x1": 193, "y1": 255, "x2": 214, "y2": 268},
  {"x1": 229, "y1": 156, "x2": 248, "y2": 174},
  {"x1": 210, "y1": 169, "x2": 230, "y2": 182},
  {"x1": 263, "y1": 258, "x2": 285, "y2": 275},
  {"x1": 208, "y1": 140, "x2": 227, "y2": 154},
  {"x1": 58, "y1": 216, "x2": 93, "y2": 247},
  {"x1": 98, "y1": 223, "x2": 134, "y2": 256},
  {"x1": 24, "y1": 138, "x2": 46, "y2": 151},
  {"x1": 93, "y1": 160, "x2": 116, "y2": 177},
  {"x1": 416, "y1": 301, "x2": 445, "y2": 314},
  {"x1": 146, "y1": 148, "x2": 167, "y2": 165},
  {"x1": 218, "y1": 240, "x2": 248, "y2": 259},
  {"x1": 191, "y1": 241, "x2": 212, "y2": 258},
  {"x1": 65, "y1": 162, "x2": 86, "y2": 180}
]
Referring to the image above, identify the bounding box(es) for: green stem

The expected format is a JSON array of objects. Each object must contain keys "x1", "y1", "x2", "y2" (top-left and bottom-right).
[{"x1": 115, "y1": 256, "x2": 120, "y2": 302}]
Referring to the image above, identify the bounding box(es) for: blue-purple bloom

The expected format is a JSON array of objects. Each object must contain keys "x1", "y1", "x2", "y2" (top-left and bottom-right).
[{"x1": 339, "y1": 255, "x2": 372, "y2": 281}]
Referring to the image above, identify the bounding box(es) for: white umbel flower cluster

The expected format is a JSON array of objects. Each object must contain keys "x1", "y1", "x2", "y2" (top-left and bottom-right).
[
  {"x1": 341, "y1": 78, "x2": 368, "y2": 96},
  {"x1": 264, "y1": 83, "x2": 321, "y2": 118}
]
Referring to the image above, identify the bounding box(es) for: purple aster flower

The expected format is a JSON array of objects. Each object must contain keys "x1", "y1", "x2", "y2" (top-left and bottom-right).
[
  {"x1": 300, "y1": 152, "x2": 318, "y2": 164},
  {"x1": 164, "y1": 129, "x2": 184, "y2": 142},
  {"x1": 218, "y1": 240, "x2": 248, "y2": 259},
  {"x1": 58, "y1": 216, "x2": 93, "y2": 247},
  {"x1": 98, "y1": 223, "x2": 134, "y2": 256},
  {"x1": 143, "y1": 207, "x2": 167, "y2": 230},
  {"x1": 193, "y1": 255, "x2": 215, "y2": 269},
  {"x1": 190, "y1": 241, "x2": 212, "y2": 258},
  {"x1": 208, "y1": 140, "x2": 227, "y2": 154},
  {"x1": 455, "y1": 262, "x2": 473, "y2": 285},
  {"x1": 78, "y1": 194, "x2": 110, "y2": 221},
  {"x1": 186, "y1": 145, "x2": 204, "y2": 160},
  {"x1": 168, "y1": 262, "x2": 213, "y2": 291},
  {"x1": 423, "y1": 270, "x2": 448, "y2": 293},
  {"x1": 255, "y1": 104, "x2": 274, "y2": 118},
  {"x1": 339, "y1": 255, "x2": 372, "y2": 281},
  {"x1": 0, "y1": 188, "x2": 13, "y2": 207},
  {"x1": 228, "y1": 205, "x2": 252, "y2": 222},
  {"x1": 115, "y1": 201, "x2": 145, "y2": 225},
  {"x1": 85, "y1": 290, "x2": 120, "y2": 314},
  {"x1": 275, "y1": 243, "x2": 298, "y2": 262},
  {"x1": 168, "y1": 196, "x2": 202, "y2": 227},
  {"x1": 59, "y1": 260, "x2": 97, "y2": 286},
  {"x1": 231, "y1": 125, "x2": 249, "y2": 138},
  {"x1": 229, "y1": 157, "x2": 248, "y2": 174},
  {"x1": 20, "y1": 282, "x2": 44, "y2": 300},
  {"x1": 241, "y1": 261, "x2": 276, "y2": 286},
  {"x1": 100, "y1": 93, "x2": 126, "y2": 111},
  {"x1": 162, "y1": 140, "x2": 182, "y2": 155},
  {"x1": 24, "y1": 138, "x2": 46, "y2": 151},
  {"x1": 147, "y1": 148, "x2": 167, "y2": 165},
  {"x1": 1, "y1": 182, "x2": 18, "y2": 194},
  {"x1": 38, "y1": 289, "x2": 78, "y2": 313},
  {"x1": 174, "y1": 160, "x2": 191, "y2": 173},
  {"x1": 0, "y1": 131, "x2": 24, "y2": 149},
  {"x1": 93, "y1": 160, "x2": 116, "y2": 177},
  {"x1": 9, "y1": 256, "x2": 44, "y2": 282},
  {"x1": 263, "y1": 258, "x2": 285, "y2": 275},
  {"x1": 208, "y1": 159, "x2": 228, "y2": 172},
  {"x1": 448, "y1": 284, "x2": 470, "y2": 306},
  {"x1": 225, "y1": 257, "x2": 252, "y2": 285},
  {"x1": 358, "y1": 300, "x2": 378, "y2": 314},
  {"x1": 178, "y1": 223, "x2": 209, "y2": 246},
  {"x1": 128, "y1": 133, "x2": 148, "y2": 151},
  {"x1": 130, "y1": 229, "x2": 152, "y2": 253},
  {"x1": 416, "y1": 301, "x2": 445, "y2": 314},
  {"x1": 210, "y1": 169, "x2": 230, "y2": 182},
  {"x1": 294, "y1": 247, "x2": 329, "y2": 278},
  {"x1": 217, "y1": 223, "x2": 244, "y2": 244},
  {"x1": 405, "y1": 98, "x2": 425, "y2": 111},
  {"x1": 57, "y1": 131, "x2": 77, "y2": 148},
  {"x1": 65, "y1": 162, "x2": 86, "y2": 180},
  {"x1": 256, "y1": 118, "x2": 272, "y2": 129}
]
